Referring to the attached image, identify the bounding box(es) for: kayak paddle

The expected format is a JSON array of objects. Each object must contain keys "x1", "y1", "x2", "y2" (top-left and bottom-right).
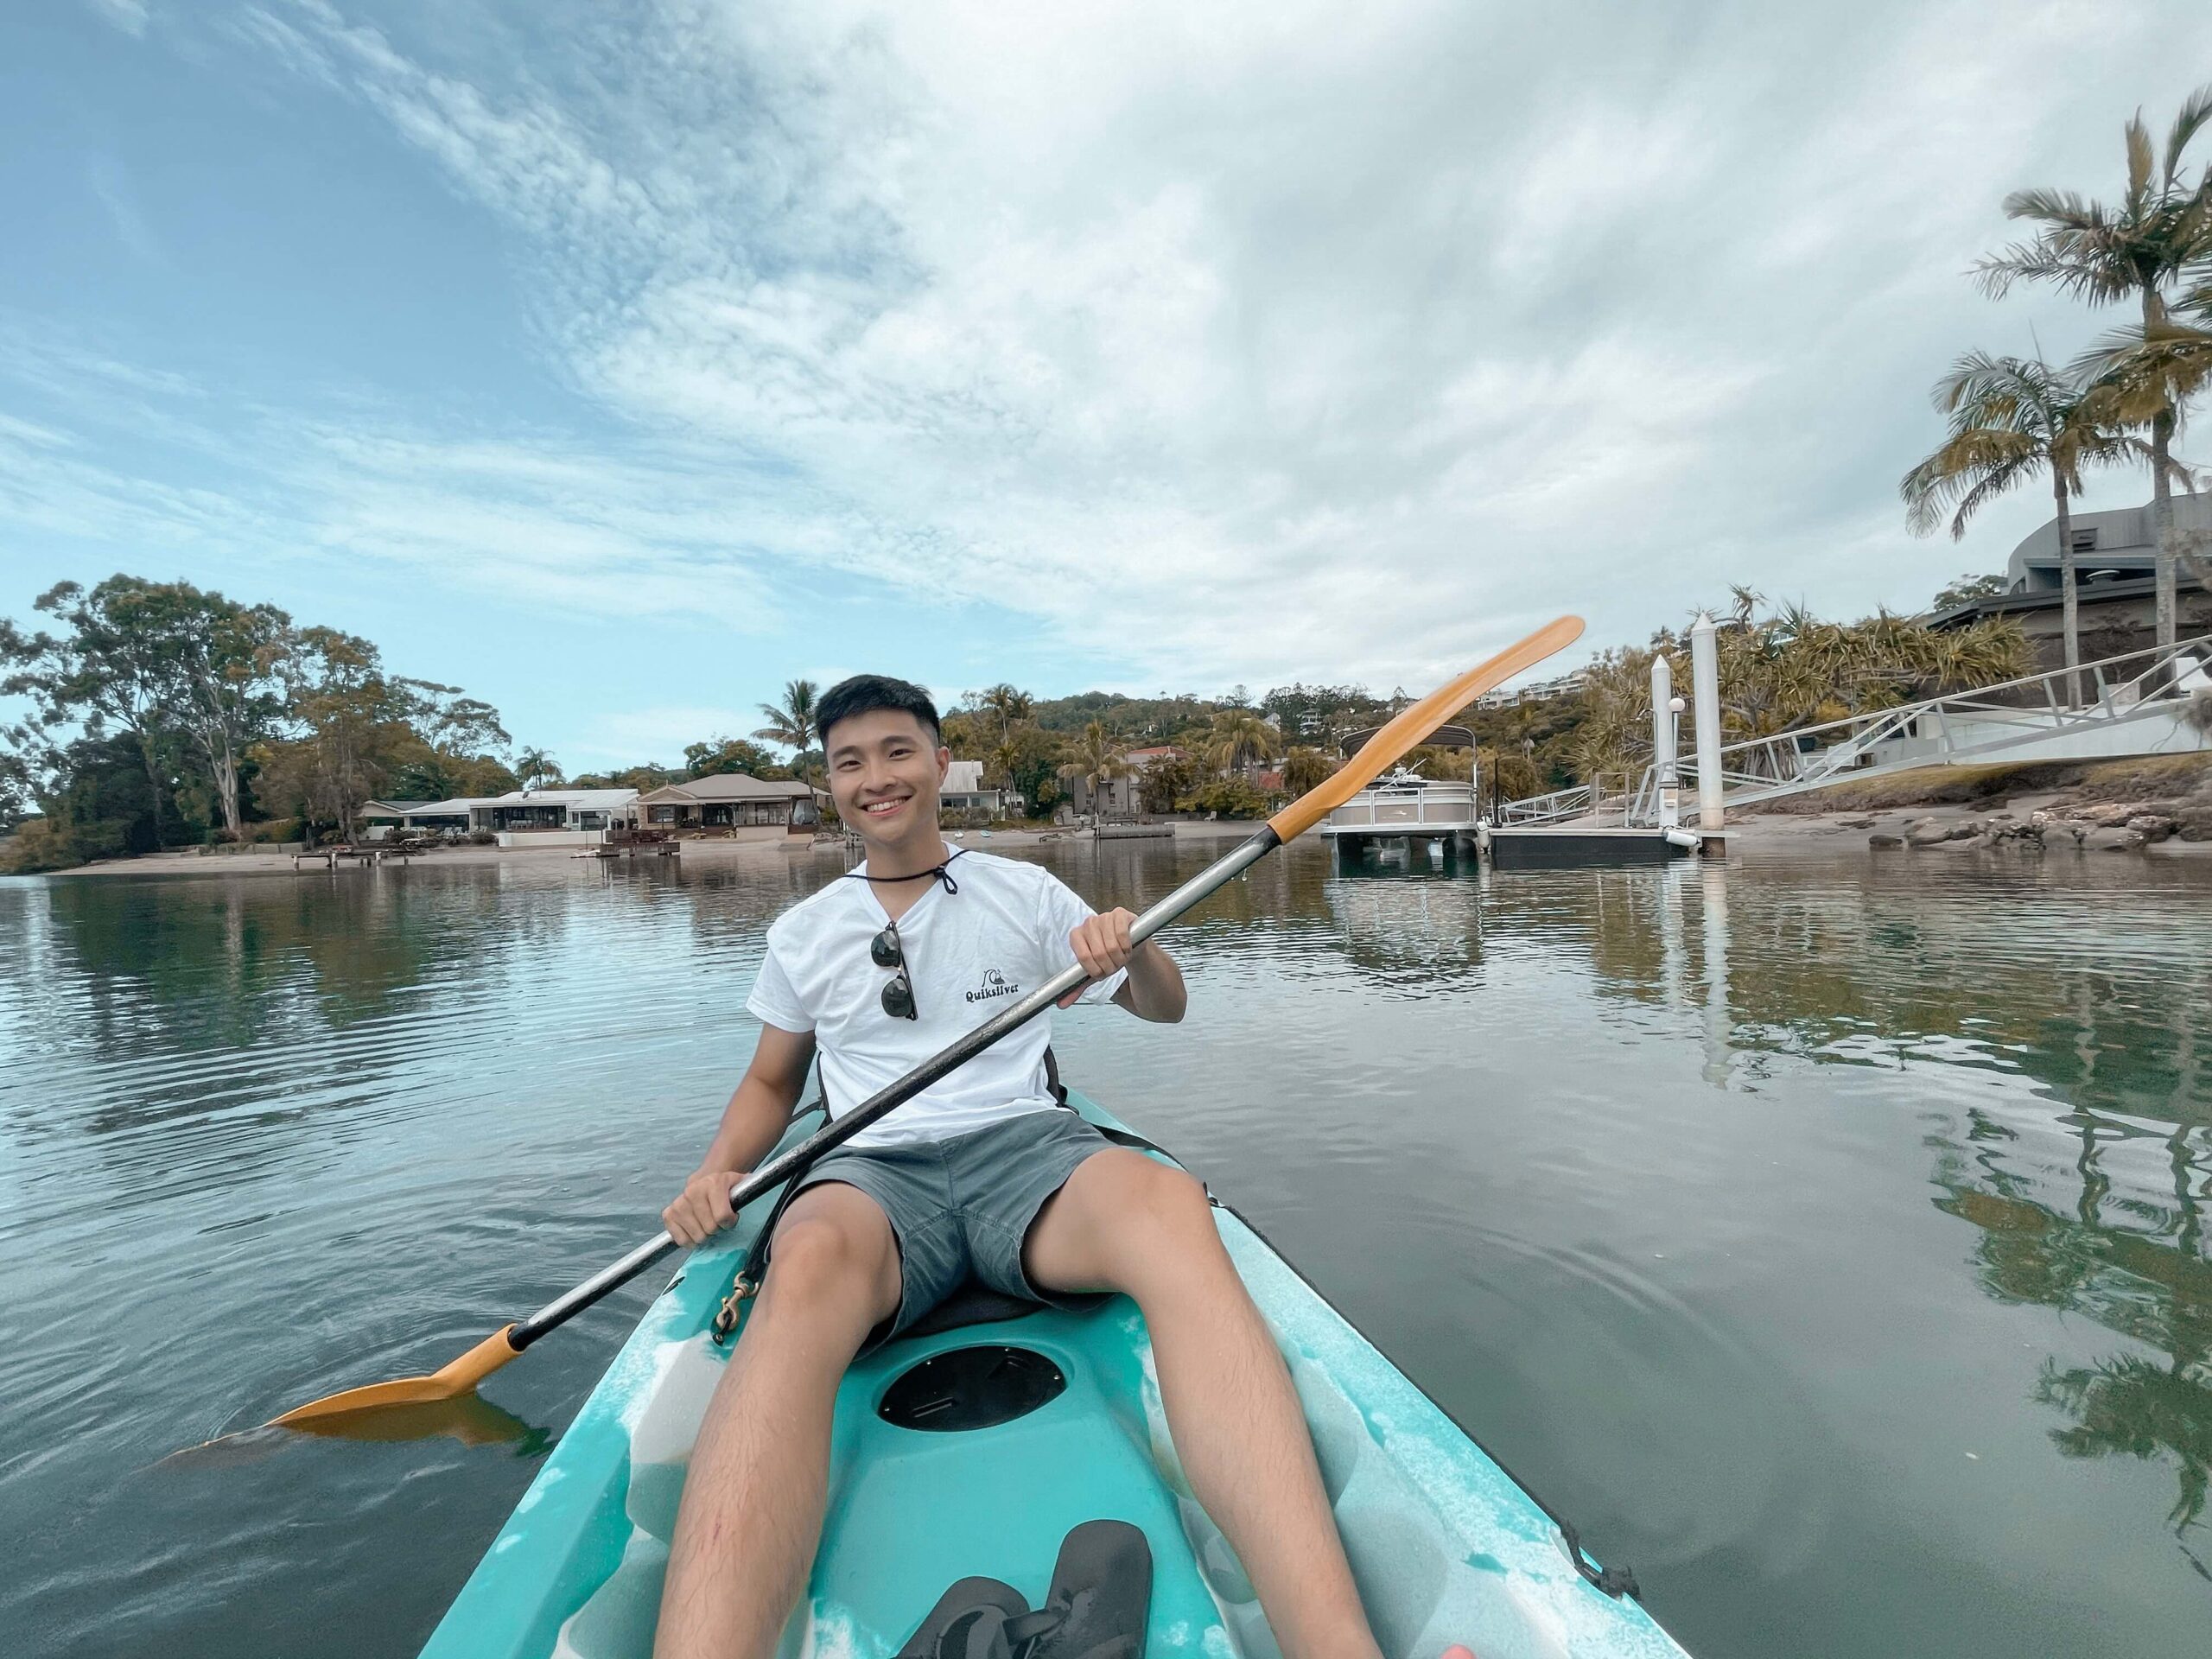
[{"x1": 263, "y1": 614, "x2": 1584, "y2": 1430}]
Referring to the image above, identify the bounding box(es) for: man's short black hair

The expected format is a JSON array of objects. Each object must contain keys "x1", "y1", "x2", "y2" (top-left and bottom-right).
[{"x1": 817, "y1": 674, "x2": 942, "y2": 750}]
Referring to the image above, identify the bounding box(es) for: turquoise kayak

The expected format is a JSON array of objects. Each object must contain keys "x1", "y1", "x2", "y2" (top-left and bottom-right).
[{"x1": 420, "y1": 1095, "x2": 1688, "y2": 1659}]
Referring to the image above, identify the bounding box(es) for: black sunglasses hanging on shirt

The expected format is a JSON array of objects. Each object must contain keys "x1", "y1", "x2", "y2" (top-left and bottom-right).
[
  {"x1": 841, "y1": 849, "x2": 966, "y2": 1022},
  {"x1": 871, "y1": 921, "x2": 917, "y2": 1020}
]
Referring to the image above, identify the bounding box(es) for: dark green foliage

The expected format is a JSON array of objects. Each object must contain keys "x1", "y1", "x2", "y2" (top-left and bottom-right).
[
  {"x1": 1932, "y1": 573, "x2": 2010, "y2": 611},
  {"x1": 5, "y1": 735, "x2": 164, "y2": 870},
  {"x1": 1138, "y1": 752, "x2": 1203, "y2": 815},
  {"x1": 1260, "y1": 683, "x2": 1392, "y2": 749},
  {"x1": 682, "y1": 736, "x2": 791, "y2": 779},
  {"x1": 1190, "y1": 778, "x2": 1268, "y2": 819}
]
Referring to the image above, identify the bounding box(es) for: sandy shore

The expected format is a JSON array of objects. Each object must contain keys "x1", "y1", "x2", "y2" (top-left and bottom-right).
[{"x1": 40, "y1": 818, "x2": 1262, "y2": 879}]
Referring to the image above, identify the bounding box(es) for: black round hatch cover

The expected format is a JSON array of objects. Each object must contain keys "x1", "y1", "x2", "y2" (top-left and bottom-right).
[{"x1": 877, "y1": 1345, "x2": 1066, "y2": 1432}]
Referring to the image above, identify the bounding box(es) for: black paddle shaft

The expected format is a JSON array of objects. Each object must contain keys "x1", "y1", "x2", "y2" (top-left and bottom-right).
[{"x1": 508, "y1": 827, "x2": 1281, "y2": 1351}]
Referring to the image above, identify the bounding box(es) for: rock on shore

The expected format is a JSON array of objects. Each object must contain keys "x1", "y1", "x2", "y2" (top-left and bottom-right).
[{"x1": 1875, "y1": 795, "x2": 2210, "y2": 854}]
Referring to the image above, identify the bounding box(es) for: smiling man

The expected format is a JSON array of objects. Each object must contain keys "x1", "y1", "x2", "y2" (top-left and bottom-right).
[{"x1": 652, "y1": 674, "x2": 1392, "y2": 1659}]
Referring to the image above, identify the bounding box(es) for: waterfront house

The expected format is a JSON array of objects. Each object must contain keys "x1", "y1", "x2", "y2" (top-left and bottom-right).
[
  {"x1": 940, "y1": 760, "x2": 1022, "y2": 823},
  {"x1": 634, "y1": 773, "x2": 822, "y2": 838},
  {"x1": 1929, "y1": 493, "x2": 2212, "y2": 671},
  {"x1": 479, "y1": 788, "x2": 639, "y2": 834},
  {"x1": 359, "y1": 789, "x2": 639, "y2": 840},
  {"x1": 1065, "y1": 744, "x2": 1186, "y2": 820}
]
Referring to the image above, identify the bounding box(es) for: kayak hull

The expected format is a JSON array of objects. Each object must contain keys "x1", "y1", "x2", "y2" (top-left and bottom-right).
[{"x1": 421, "y1": 1096, "x2": 1688, "y2": 1659}]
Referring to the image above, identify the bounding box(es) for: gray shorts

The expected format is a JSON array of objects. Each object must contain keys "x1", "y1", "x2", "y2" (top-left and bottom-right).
[{"x1": 781, "y1": 1108, "x2": 1116, "y2": 1351}]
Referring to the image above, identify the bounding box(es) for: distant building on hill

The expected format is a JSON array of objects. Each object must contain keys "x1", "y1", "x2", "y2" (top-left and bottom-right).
[
  {"x1": 1928, "y1": 493, "x2": 2212, "y2": 671},
  {"x1": 1473, "y1": 671, "x2": 1586, "y2": 709}
]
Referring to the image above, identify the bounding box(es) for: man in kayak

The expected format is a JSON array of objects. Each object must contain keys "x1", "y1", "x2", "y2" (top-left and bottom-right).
[{"x1": 654, "y1": 674, "x2": 1389, "y2": 1659}]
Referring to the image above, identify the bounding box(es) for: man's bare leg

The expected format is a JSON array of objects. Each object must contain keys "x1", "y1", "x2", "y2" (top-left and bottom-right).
[
  {"x1": 1023, "y1": 1151, "x2": 1384, "y2": 1659},
  {"x1": 654, "y1": 1184, "x2": 901, "y2": 1659}
]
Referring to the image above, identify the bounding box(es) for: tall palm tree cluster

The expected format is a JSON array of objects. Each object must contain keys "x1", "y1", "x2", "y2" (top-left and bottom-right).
[{"x1": 1903, "y1": 86, "x2": 2212, "y2": 689}]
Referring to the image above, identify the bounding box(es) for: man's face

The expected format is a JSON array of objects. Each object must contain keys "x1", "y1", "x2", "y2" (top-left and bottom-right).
[{"x1": 823, "y1": 709, "x2": 948, "y2": 846}]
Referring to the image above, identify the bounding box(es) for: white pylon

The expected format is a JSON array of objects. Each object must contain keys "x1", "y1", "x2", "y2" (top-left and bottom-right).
[{"x1": 1689, "y1": 612, "x2": 1725, "y2": 839}]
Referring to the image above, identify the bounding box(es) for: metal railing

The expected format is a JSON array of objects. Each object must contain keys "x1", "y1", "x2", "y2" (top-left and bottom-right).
[
  {"x1": 1503, "y1": 632, "x2": 2212, "y2": 830},
  {"x1": 1327, "y1": 779, "x2": 1480, "y2": 830},
  {"x1": 1492, "y1": 771, "x2": 1639, "y2": 826},
  {"x1": 1645, "y1": 632, "x2": 2211, "y2": 822}
]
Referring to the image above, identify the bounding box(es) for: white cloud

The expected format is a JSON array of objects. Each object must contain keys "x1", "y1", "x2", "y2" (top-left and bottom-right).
[
  {"x1": 84, "y1": 0, "x2": 149, "y2": 39},
  {"x1": 45, "y1": 2, "x2": 2212, "y2": 701}
]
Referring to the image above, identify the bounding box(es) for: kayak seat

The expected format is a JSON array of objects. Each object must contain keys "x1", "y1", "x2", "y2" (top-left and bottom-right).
[{"x1": 896, "y1": 1278, "x2": 1043, "y2": 1342}]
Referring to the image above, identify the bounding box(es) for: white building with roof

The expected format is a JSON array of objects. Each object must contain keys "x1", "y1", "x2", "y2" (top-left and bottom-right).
[
  {"x1": 634, "y1": 772, "x2": 823, "y2": 840},
  {"x1": 359, "y1": 788, "x2": 639, "y2": 842},
  {"x1": 940, "y1": 760, "x2": 1022, "y2": 821}
]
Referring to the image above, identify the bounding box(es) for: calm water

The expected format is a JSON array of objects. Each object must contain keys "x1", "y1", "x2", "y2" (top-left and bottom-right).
[{"x1": 2, "y1": 840, "x2": 2209, "y2": 1659}]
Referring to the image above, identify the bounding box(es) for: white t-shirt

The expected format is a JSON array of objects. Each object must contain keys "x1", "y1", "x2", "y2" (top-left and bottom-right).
[{"x1": 745, "y1": 846, "x2": 1128, "y2": 1147}]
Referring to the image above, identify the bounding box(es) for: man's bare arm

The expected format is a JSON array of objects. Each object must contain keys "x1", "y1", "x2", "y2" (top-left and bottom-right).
[
  {"x1": 662, "y1": 1023, "x2": 817, "y2": 1246},
  {"x1": 1061, "y1": 906, "x2": 1187, "y2": 1023}
]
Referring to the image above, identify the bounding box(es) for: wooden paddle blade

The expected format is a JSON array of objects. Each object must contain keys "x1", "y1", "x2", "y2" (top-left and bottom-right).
[
  {"x1": 266, "y1": 1325, "x2": 522, "y2": 1427},
  {"x1": 1267, "y1": 615, "x2": 1584, "y2": 842}
]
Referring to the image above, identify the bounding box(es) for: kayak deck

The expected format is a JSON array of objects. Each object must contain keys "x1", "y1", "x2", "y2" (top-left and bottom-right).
[{"x1": 422, "y1": 1098, "x2": 1688, "y2": 1659}]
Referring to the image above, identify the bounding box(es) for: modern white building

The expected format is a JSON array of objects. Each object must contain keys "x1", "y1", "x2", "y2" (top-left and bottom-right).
[
  {"x1": 359, "y1": 788, "x2": 640, "y2": 841},
  {"x1": 1929, "y1": 493, "x2": 2212, "y2": 671}
]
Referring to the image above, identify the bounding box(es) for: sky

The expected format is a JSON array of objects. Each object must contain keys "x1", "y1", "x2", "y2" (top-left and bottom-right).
[{"x1": 3, "y1": 1, "x2": 2210, "y2": 769}]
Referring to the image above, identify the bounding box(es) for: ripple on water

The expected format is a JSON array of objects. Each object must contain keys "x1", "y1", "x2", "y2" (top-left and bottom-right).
[{"x1": 1, "y1": 849, "x2": 2209, "y2": 1659}]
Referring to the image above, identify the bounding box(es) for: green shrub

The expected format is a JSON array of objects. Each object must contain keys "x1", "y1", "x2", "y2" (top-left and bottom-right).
[
  {"x1": 1190, "y1": 779, "x2": 1268, "y2": 819},
  {"x1": 0, "y1": 818, "x2": 83, "y2": 874}
]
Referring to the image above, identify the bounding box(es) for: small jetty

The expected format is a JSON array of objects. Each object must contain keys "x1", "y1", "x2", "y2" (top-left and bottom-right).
[
  {"x1": 292, "y1": 843, "x2": 416, "y2": 870},
  {"x1": 574, "y1": 829, "x2": 680, "y2": 861},
  {"x1": 1483, "y1": 823, "x2": 1700, "y2": 867}
]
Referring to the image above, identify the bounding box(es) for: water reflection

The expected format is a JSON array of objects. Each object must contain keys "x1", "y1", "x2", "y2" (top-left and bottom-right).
[
  {"x1": 5, "y1": 847, "x2": 2212, "y2": 1657},
  {"x1": 1629, "y1": 858, "x2": 2212, "y2": 1556}
]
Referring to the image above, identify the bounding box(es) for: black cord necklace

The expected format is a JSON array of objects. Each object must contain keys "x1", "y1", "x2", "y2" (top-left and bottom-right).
[{"x1": 841, "y1": 847, "x2": 967, "y2": 893}]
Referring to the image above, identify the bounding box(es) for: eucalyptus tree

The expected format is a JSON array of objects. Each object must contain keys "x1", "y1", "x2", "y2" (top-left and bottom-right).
[
  {"x1": 0, "y1": 577, "x2": 289, "y2": 845},
  {"x1": 0, "y1": 734, "x2": 31, "y2": 831},
  {"x1": 259, "y1": 628, "x2": 505, "y2": 842},
  {"x1": 2, "y1": 581, "x2": 179, "y2": 842},
  {"x1": 1977, "y1": 85, "x2": 2212, "y2": 646},
  {"x1": 1900, "y1": 353, "x2": 2155, "y2": 702}
]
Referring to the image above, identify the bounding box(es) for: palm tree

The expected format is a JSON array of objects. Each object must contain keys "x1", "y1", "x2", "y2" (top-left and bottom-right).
[
  {"x1": 1058, "y1": 720, "x2": 1136, "y2": 821},
  {"x1": 986, "y1": 739, "x2": 1023, "y2": 794},
  {"x1": 752, "y1": 678, "x2": 821, "y2": 795},
  {"x1": 514, "y1": 747, "x2": 563, "y2": 791},
  {"x1": 1202, "y1": 709, "x2": 1282, "y2": 778},
  {"x1": 1281, "y1": 745, "x2": 1333, "y2": 796},
  {"x1": 1901, "y1": 353, "x2": 2154, "y2": 702},
  {"x1": 979, "y1": 684, "x2": 1033, "y2": 747},
  {"x1": 1977, "y1": 85, "x2": 2212, "y2": 646}
]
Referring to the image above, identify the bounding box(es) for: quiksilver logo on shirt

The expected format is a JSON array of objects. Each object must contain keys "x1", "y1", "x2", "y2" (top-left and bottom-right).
[{"x1": 965, "y1": 968, "x2": 1020, "y2": 1004}]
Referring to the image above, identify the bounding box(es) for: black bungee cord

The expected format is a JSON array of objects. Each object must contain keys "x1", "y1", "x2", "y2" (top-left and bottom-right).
[{"x1": 840, "y1": 846, "x2": 968, "y2": 894}]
